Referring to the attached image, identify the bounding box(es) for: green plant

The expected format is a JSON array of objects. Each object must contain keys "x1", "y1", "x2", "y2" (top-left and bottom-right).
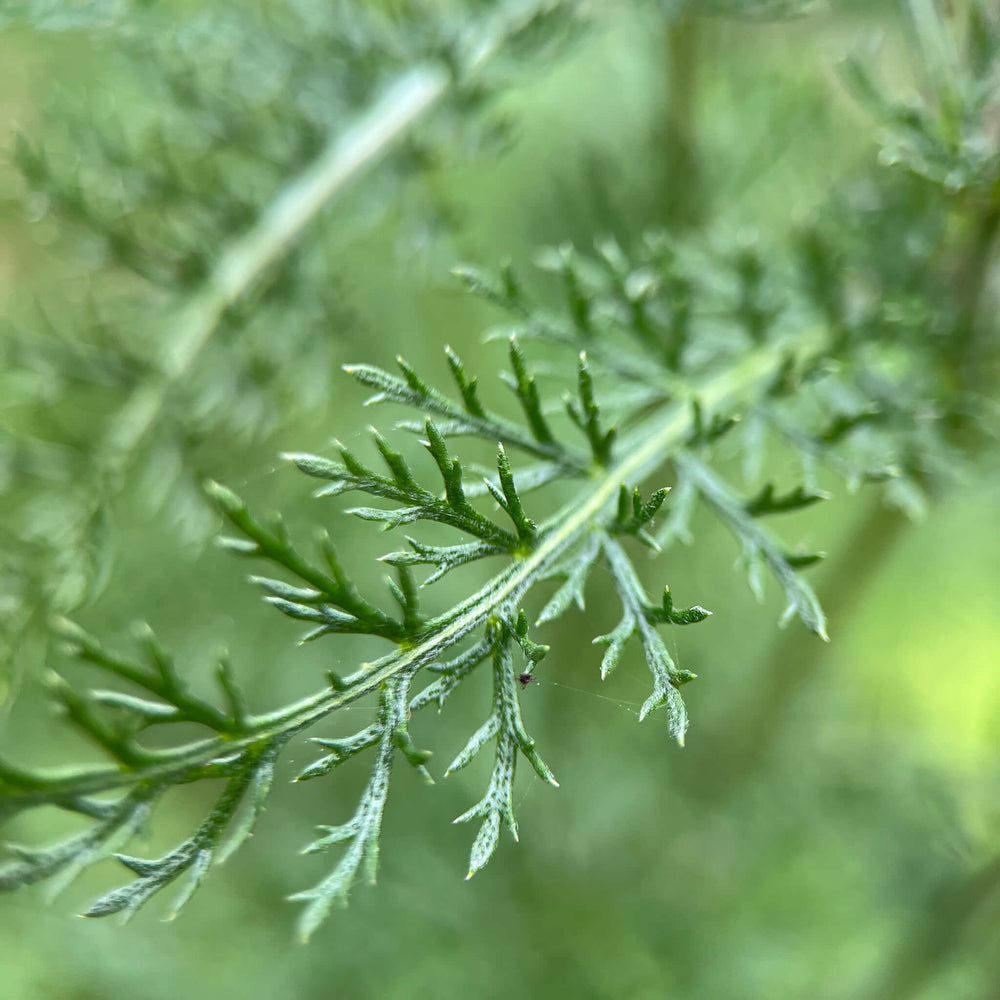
[{"x1": 1, "y1": 0, "x2": 998, "y2": 948}]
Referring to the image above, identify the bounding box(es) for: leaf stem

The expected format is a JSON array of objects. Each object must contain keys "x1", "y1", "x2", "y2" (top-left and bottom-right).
[{"x1": 1, "y1": 327, "x2": 829, "y2": 806}]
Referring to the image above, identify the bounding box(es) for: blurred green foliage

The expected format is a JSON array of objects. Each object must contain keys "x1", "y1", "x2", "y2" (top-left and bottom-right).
[{"x1": 1, "y1": 1, "x2": 999, "y2": 997}]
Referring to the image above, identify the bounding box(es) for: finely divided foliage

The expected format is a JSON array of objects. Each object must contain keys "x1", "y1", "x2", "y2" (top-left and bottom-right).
[
  {"x1": 1, "y1": 0, "x2": 998, "y2": 940},
  {"x1": 0, "y1": 235, "x2": 942, "y2": 937}
]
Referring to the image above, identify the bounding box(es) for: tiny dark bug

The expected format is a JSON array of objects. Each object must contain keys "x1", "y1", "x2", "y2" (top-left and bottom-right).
[{"x1": 517, "y1": 672, "x2": 535, "y2": 689}]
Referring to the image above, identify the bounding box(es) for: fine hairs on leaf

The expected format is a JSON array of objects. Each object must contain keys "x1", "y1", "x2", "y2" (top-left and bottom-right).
[{"x1": 1, "y1": 0, "x2": 999, "y2": 943}]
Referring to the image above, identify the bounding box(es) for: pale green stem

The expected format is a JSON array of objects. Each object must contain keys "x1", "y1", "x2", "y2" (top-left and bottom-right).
[
  {"x1": 105, "y1": 66, "x2": 449, "y2": 463},
  {"x1": 2, "y1": 326, "x2": 829, "y2": 805},
  {"x1": 98, "y1": 0, "x2": 576, "y2": 466}
]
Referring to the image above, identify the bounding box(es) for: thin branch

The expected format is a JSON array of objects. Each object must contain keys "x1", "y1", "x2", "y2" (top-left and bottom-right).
[
  {"x1": 0, "y1": 326, "x2": 830, "y2": 808},
  {"x1": 101, "y1": 0, "x2": 578, "y2": 465},
  {"x1": 104, "y1": 66, "x2": 450, "y2": 464}
]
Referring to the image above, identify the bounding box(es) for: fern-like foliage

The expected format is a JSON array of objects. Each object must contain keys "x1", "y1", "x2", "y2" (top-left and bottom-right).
[
  {"x1": 0, "y1": 0, "x2": 579, "y2": 685},
  {"x1": 3, "y1": 193, "x2": 981, "y2": 934},
  {"x1": 2, "y1": 0, "x2": 998, "y2": 943}
]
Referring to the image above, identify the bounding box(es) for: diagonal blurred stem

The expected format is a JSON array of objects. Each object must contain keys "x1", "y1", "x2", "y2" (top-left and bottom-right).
[
  {"x1": 951, "y1": 202, "x2": 1000, "y2": 392},
  {"x1": 686, "y1": 497, "x2": 910, "y2": 797},
  {"x1": 5, "y1": 59, "x2": 451, "y2": 693},
  {"x1": 103, "y1": 0, "x2": 566, "y2": 468},
  {"x1": 865, "y1": 853, "x2": 1000, "y2": 1000},
  {"x1": 866, "y1": 196, "x2": 1000, "y2": 1000},
  {"x1": 103, "y1": 65, "x2": 449, "y2": 465},
  {"x1": 659, "y1": 14, "x2": 704, "y2": 227}
]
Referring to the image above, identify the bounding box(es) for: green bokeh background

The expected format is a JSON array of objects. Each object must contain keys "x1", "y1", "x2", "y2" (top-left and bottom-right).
[{"x1": 2, "y1": 3, "x2": 999, "y2": 998}]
